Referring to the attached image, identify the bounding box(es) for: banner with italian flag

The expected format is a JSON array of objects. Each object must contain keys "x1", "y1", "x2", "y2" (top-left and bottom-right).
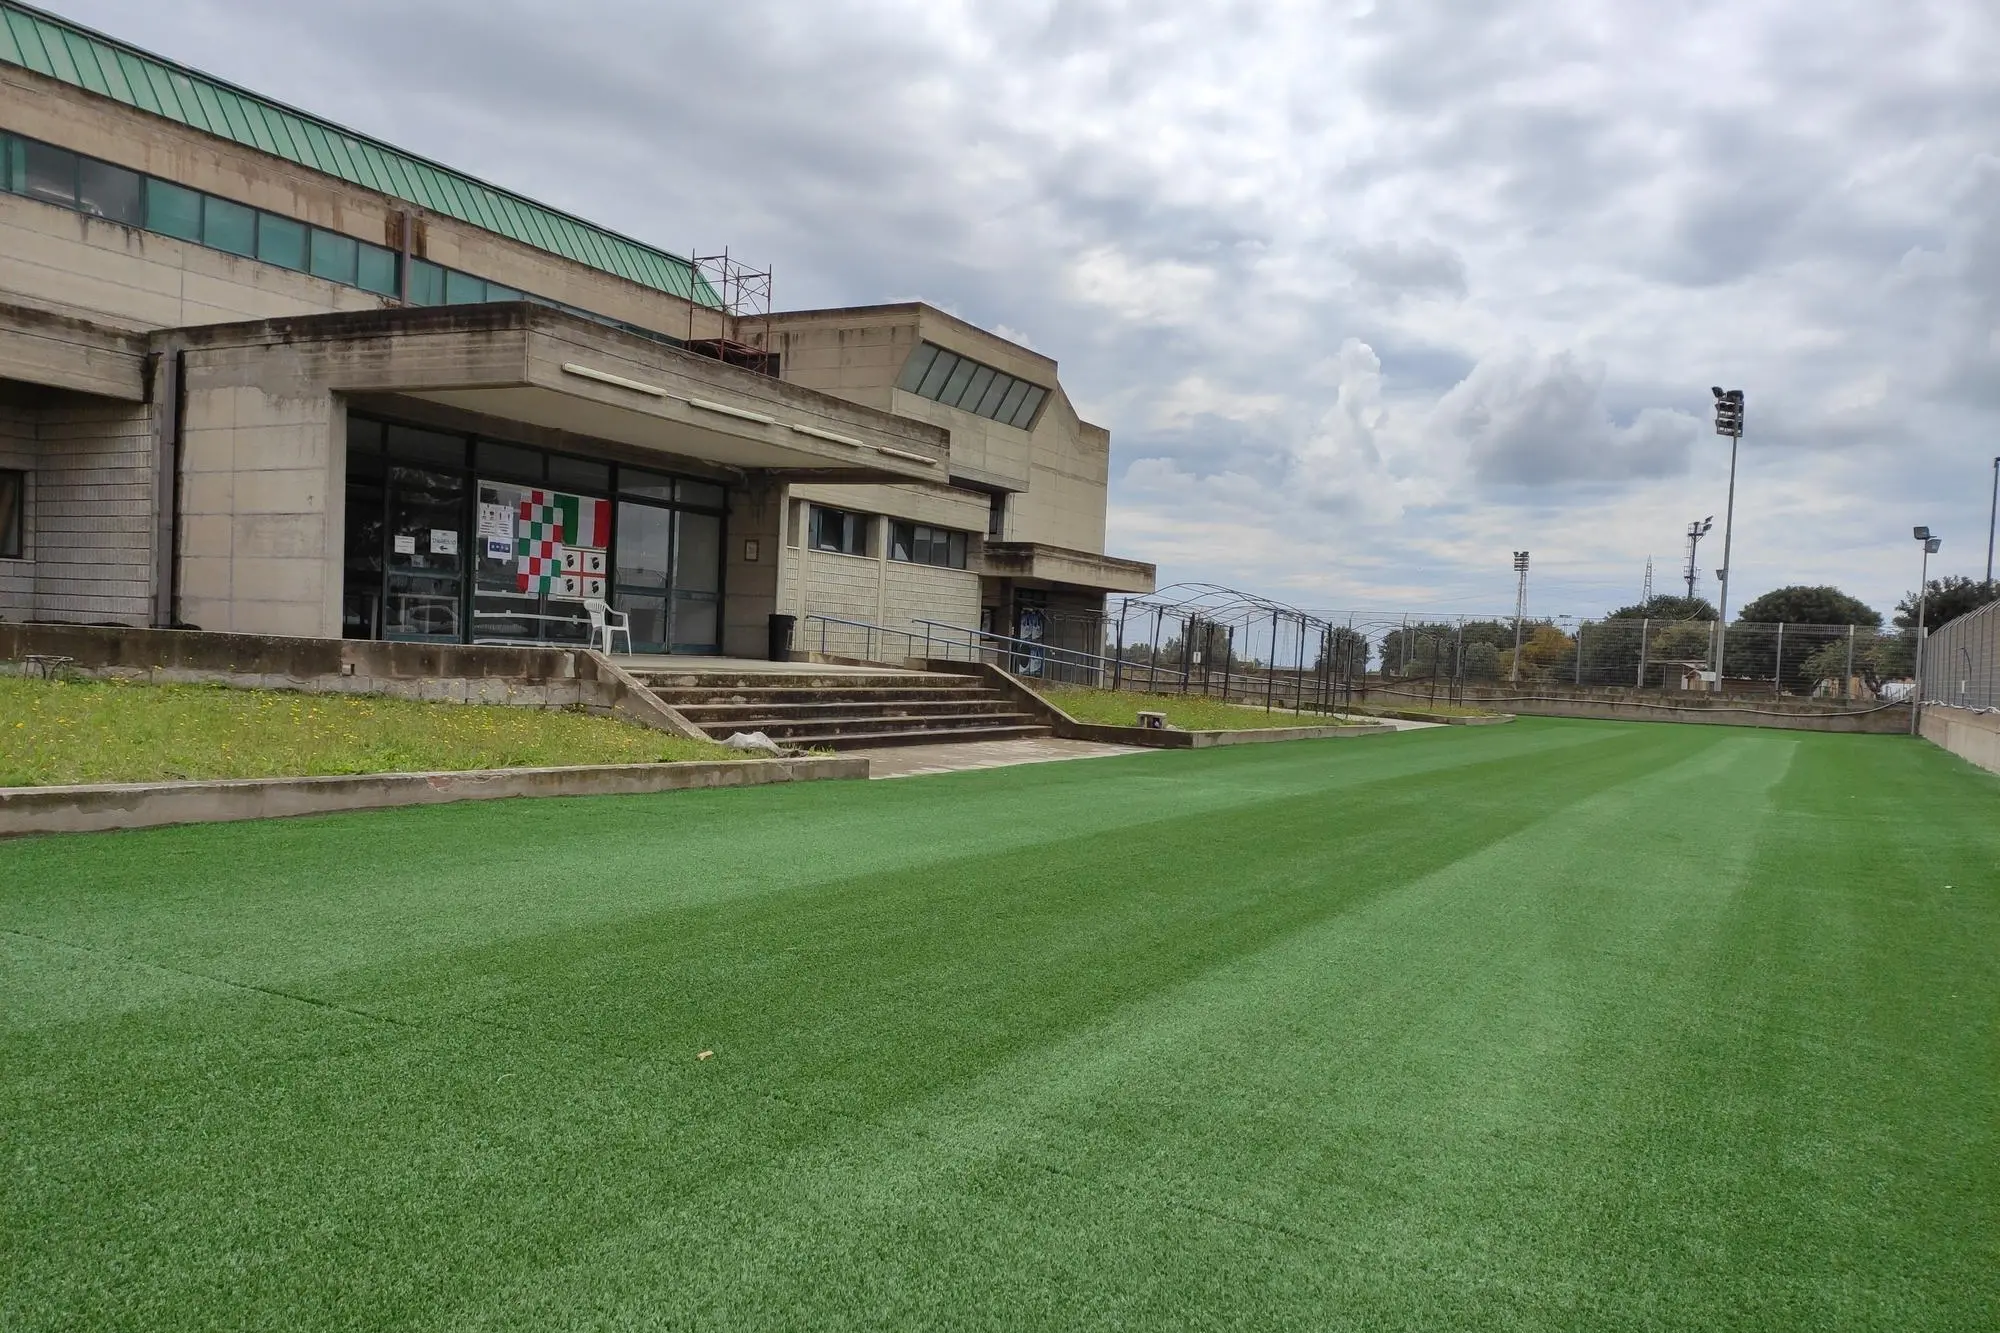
[{"x1": 557, "y1": 492, "x2": 612, "y2": 550}]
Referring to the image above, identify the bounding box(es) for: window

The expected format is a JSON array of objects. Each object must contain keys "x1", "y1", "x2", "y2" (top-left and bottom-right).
[
  {"x1": 309, "y1": 228, "x2": 359, "y2": 285},
  {"x1": 256, "y1": 213, "x2": 308, "y2": 270},
  {"x1": 406, "y1": 258, "x2": 446, "y2": 306},
  {"x1": 809, "y1": 505, "x2": 868, "y2": 556},
  {"x1": 202, "y1": 195, "x2": 256, "y2": 256},
  {"x1": 0, "y1": 469, "x2": 22, "y2": 559},
  {"x1": 356, "y1": 242, "x2": 398, "y2": 295},
  {"x1": 894, "y1": 341, "x2": 1050, "y2": 428},
  {"x1": 76, "y1": 158, "x2": 142, "y2": 225},
  {"x1": 0, "y1": 132, "x2": 16, "y2": 193},
  {"x1": 889, "y1": 521, "x2": 967, "y2": 569},
  {"x1": 21, "y1": 140, "x2": 76, "y2": 208},
  {"x1": 987, "y1": 493, "x2": 1006, "y2": 539},
  {"x1": 445, "y1": 269, "x2": 487, "y2": 304},
  {"x1": 144, "y1": 179, "x2": 203, "y2": 240}
]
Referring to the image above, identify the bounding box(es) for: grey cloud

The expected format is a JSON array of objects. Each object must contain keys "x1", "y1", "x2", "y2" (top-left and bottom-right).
[
  {"x1": 1343, "y1": 239, "x2": 1467, "y2": 300},
  {"x1": 1439, "y1": 349, "x2": 1698, "y2": 487}
]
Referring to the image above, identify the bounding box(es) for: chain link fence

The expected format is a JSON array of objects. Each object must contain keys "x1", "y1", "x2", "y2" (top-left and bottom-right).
[{"x1": 1920, "y1": 597, "x2": 2000, "y2": 712}]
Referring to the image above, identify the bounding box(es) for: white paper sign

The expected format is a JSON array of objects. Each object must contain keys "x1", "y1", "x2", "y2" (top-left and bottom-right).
[
  {"x1": 478, "y1": 503, "x2": 513, "y2": 539},
  {"x1": 430, "y1": 529, "x2": 459, "y2": 556},
  {"x1": 485, "y1": 536, "x2": 512, "y2": 560},
  {"x1": 392, "y1": 534, "x2": 416, "y2": 555}
]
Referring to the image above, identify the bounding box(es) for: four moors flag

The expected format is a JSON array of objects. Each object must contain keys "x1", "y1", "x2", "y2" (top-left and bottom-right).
[{"x1": 515, "y1": 490, "x2": 612, "y2": 595}]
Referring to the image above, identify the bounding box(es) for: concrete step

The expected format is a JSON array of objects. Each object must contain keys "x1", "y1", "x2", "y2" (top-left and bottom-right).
[
  {"x1": 630, "y1": 671, "x2": 969, "y2": 692},
  {"x1": 772, "y1": 722, "x2": 1053, "y2": 750},
  {"x1": 676, "y1": 698, "x2": 1020, "y2": 721},
  {"x1": 649, "y1": 685, "x2": 994, "y2": 707},
  {"x1": 699, "y1": 711, "x2": 1045, "y2": 742}
]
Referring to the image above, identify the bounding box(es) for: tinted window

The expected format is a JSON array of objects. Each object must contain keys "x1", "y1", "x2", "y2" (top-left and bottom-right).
[
  {"x1": 202, "y1": 196, "x2": 256, "y2": 256},
  {"x1": 76, "y1": 158, "x2": 143, "y2": 225},
  {"x1": 484, "y1": 283, "x2": 521, "y2": 302},
  {"x1": 347, "y1": 417, "x2": 385, "y2": 454},
  {"x1": 444, "y1": 269, "x2": 486, "y2": 304},
  {"x1": 21, "y1": 140, "x2": 76, "y2": 208},
  {"x1": 1009, "y1": 385, "x2": 1047, "y2": 429},
  {"x1": 310, "y1": 229, "x2": 359, "y2": 284},
  {"x1": 974, "y1": 372, "x2": 1014, "y2": 418},
  {"x1": 475, "y1": 440, "x2": 543, "y2": 481},
  {"x1": 0, "y1": 133, "x2": 16, "y2": 193},
  {"x1": 995, "y1": 379, "x2": 1030, "y2": 424},
  {"x1": 915, "y1": 349, "x2": 958, "y2": 399},
  {"x1": 357, "y1": 242, "x2": 398, "y2": 295},
  {"x1": 406, "y1": 258, "x2": 445, "y2": 306},
  {"x1": 0, "y1": 469, "x2": 22, "y2": 559},
  {"x1": 618, "y1": 468, "x2": 676, "y2": 501},
  {"x1": 547, "y1": 455, "x2": 610, "y2": 494},
  {"x1": 677, "y1": 479, "x2": 726, "y2": 510},
  {"x1": 955, "y1": 365, "x2": 996, "y2": 411},
  {"x1": 256, "y1": 213, "x2": 307, "y2": 269},
  {"x1": 145, "y1": 179, "x2": 203, "y2": 240},
  {"x1": 384, "y1": 424, "x2": 466, "y2": 469},
  {"x1": 896, "y1": 342, "x2": 940, "y2": 393}
]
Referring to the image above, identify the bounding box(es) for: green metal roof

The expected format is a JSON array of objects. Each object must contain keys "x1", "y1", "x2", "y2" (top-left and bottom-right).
[{"x1": 0, "y1": 2, "x2": 721, "y2": 307}]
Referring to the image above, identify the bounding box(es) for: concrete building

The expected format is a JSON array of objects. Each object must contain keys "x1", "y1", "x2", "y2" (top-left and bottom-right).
[{"x1": 0, "y1": 2, "x2": 1150, "y2": 664}]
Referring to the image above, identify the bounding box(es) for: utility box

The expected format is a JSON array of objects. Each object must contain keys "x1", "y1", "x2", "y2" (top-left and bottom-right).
[{"x1": 1136, "y1": 710, "x2": 1167, "y2": 730}]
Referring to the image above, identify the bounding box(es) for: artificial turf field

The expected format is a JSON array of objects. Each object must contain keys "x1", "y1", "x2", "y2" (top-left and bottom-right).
[{"x1": 4, "y1": 718, "x2": 1996, "y2": 1330}]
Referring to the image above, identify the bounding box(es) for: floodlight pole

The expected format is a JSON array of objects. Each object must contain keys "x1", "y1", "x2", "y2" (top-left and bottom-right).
[
  {"x1": 1510, "y1": 551, "x2": 1530, "y2": 685},
  {"x1": 1911, "y1": 529, "x2": 1939, "y2": 736},
  {"x1": 1711, "y1": 389, "x2": 1744, "y2": 686},
  {"x1": 1986, "y1": 455, "x2": 1997, "y2": 588}
]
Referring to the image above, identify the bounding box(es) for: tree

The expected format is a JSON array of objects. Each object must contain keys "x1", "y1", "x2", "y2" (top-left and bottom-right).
[
  {"x1": 1734, "y1": 585, "x2": 1880, "y2": 627},
  {"x1": 1894, "y1": 576, "x2": 1999, "y2": 631},
  {"x1": 1605, "y1": 594, "x2": 1716, "y2": 622},
  {"x1": 1499, "y1": 624, "x2": 1575, "y2": 682},
  {"x1": 1463, "y1": 642, "x2": 1502, "y2": 680},
  {"x1": 1314, "y1": 627, "x2": 1370, "y2": 677}
]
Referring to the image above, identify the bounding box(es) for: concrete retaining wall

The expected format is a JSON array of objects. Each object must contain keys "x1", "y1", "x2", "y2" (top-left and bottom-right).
[
  {"x1": 0, "y1": 755, "x2": 867, "y2": 837},
  {"x1": 1919, "y1": 706, "x2": 2000, "y2": 776},
  {"x1": 1371, "y1": 683, "x2": 1910, "y2": 733},
  {"x1": 926, "y1": 659, "x2": 1392, "y2": 748},
  {"x1": 0, "y1": 623, "x2": 708, "y2": 739}
]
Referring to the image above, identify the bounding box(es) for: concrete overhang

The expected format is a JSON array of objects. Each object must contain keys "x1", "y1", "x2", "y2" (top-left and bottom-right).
[
  {"x1": 0, "y1": 300, "x2": 149, "y2": 401},
  {"x1": 168, "y1": 303, "x2": 951, "y2": 482},
  {"x1": 977, "y1": 542, "x2": 1157, "y2": 595}
]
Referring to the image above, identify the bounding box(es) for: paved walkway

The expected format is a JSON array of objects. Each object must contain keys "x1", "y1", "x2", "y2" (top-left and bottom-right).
[{"x1": 867, "y1": 736, "x2": 1149, "y2": 780}]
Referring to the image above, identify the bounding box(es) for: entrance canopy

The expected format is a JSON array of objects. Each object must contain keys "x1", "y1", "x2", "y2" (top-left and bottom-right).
[{"x1": 176, "y1": 302, "x2": 951, "y2": 484}]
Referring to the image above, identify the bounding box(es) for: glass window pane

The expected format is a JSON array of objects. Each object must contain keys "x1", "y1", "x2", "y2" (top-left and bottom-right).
[
  {"x1": 310, "y1": 229, "x2": 359, "y2": 284},
  {"x1": 677, "y1": 478, "x2": 726, "y2": 510},
  {"x1": 384, "y1": 424, "x2": 466, "y2": 469},
  {"x1": 346, "y1": 416, "x2": 384, "y2": 454},
  {"x1": 20, "y1": 140, "x2": 76, "y2": 208},
  {"x1": 670, "y1": 593, "x2": 719, "y2": 652},
  {"x1": 475, "y1": 440, "x2": 542, "y2": 480},
  {"x1": 995, "y1": 379, "x2": 1031, "y2": 424},
  {"x1": 895, "y1": 342, "x2": 940, "y2": 393},
  {"x1": 484, "y1": 283, "x2": 521, "y2": 302},
  {"x1": 203, "y1": 196, "x2": 256, "y2": 256},
  {"x1": 889, "y1": 522, "x2": 913, "y2": 563},
  {"x1": 619, "y1": 468, "x2": 676, "y2": 502},
  {"x1": 955, "y1": 365, "x2": 996, "y2": 410},
  {"x1": 357, "y1": 242, "x2": 398, "y2": 295},
  {"x1": 547, "y1": 455, "x2": 610, "y2": 494},
  {"x1": 616, "y1": 502, "x2": 675, "y2": 587},
  {"x1": 1, "y1": 133, "x2": 17, "y2": 193},
  {"x1": 672, "y1": 510, "x2": 721, "y2": 593},
  {"x1": 938, "y1": 357, "x2": 978, "y2": 407},
  {"x1": 76, "y1": 158, "x2": 143, "y2": 225},
  {"x1": 949, "y1": 532, "x2": 966, "y2": 568},
  {"x1": 255, "y1": 213, "x2": 307, "y2": 269},
  {"x1": 407, "y1": 258, "x2": 445, "y2": 306},
  {"x1": 974, "y1": 373, "x2": 1013, "y2": 419},
  {"x1": 444, "y1": 269, "x2": 486, "y2": 304},
  {"x1": 915, "y1": 349, "x2": 958, "y2": 400},
  {"x1": 143, "y1": 179, "x2": 202, "y2": 240},
  {"x1": 0, "y1": 469, "x2": 23, "y2": 559},
  {"x1": 1008, "y1": 385, "x2": 1047, "y2": 429}
]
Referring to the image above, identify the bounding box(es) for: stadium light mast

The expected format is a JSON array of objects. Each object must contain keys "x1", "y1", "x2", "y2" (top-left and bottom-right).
[
  {"x1": 1710, "y1": 388, "x2": 1745, "y2": 685},
  {"x1": 1986, "y1": 456, "x2": 1997, "y2": 588},
  {"x1": 1683, "y1": 516, "x2": 1713, "y2": 600},
  {"x1": 1910, "y1": 526, "x2": 1942, "y2": 737},
  {"x1": 1509, "y1": 550, "x2": 1530, "y2": 685}
]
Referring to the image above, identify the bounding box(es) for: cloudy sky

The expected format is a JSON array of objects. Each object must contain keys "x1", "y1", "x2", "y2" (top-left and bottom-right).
[{"x1": 50, "y1": 0, "x2": 2000, "y2": 621}]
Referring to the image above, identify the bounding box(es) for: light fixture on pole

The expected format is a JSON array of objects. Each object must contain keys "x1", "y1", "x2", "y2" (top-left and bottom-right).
[
  {"x1": 1682, "y1": 515, "x2": 1713, "y2": 600},
  {"x1": 1710, "y1": 387, "x2": 1745, "y2": 687},
  {"x1": 1910, "y1": 526, "x2": 1942, "y2": 737},
  {"x1": 1986, "y1": 456, "x2": 1997, "y2": 589},
  {"x1": 1509, "y1": 550, "x2": 1530, "y2": 685}
]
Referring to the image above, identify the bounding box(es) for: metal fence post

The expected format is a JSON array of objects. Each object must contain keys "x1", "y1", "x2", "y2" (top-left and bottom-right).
[
  {"x1": 1575, "y1": 624, "x2": 1585, "y2": 685},
  {"x1": 1266, "y1": 611, "x2": 1279, "y2": 711},
  {"x1": 1636, "y1": 617, "x2": 1649, "y2": 688},
  {"x1": 1113, "y1": 603, "x2": 1127, "y2": 692},
  {"x1": 1774, "y1": 622, "x2": 1785, "y2": 694},
  {"x1": 1845, "y1": 623, "x2": 1855, "y2": 700}
]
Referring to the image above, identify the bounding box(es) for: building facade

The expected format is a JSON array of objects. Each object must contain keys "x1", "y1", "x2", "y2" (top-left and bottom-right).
[{"x1": 0, "y1": 2, "x2": 1150, "y2": 662}]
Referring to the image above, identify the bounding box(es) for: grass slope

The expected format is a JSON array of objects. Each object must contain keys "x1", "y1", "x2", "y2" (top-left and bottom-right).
[
  {"x1": 0, "y1": 676, "x2": 730, "y2": 785},
  {"x1": 3, "y1": 719, "x2": 1996, "y2": 1330}
]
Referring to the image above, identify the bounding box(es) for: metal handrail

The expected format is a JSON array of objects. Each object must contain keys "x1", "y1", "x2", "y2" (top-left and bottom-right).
[{"x1": 910, "y1": 618, "x2": 1118, "y2": 672}]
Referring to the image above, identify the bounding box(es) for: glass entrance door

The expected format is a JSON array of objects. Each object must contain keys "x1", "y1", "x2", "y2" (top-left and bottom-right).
[{"x1": 614, "y1": 501, "x2": 721, "y2": 654}]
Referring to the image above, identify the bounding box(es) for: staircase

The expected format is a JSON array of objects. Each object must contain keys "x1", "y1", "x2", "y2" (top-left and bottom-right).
[{"x1": 628, "y1": 666, "x2": 1050, "y2": 750}]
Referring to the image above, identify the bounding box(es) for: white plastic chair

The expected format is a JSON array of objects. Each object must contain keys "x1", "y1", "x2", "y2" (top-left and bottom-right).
[{"x1": 584, "y1": 597, "x2": 632, "y2": 655}]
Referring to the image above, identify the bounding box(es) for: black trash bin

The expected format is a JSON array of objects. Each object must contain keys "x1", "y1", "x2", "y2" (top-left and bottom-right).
[{"x1": 767, "y1": 613, "x2": 797, "y2": 662}]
